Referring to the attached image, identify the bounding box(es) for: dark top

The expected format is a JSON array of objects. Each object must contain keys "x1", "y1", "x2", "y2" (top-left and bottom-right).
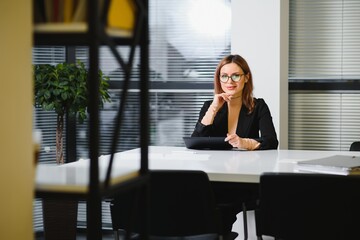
[{"x1": 191, "y1": 98, "x2": 278, "y2": 150}]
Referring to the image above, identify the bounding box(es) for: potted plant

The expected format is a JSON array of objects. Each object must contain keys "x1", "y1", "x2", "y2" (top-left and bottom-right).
[
  {"x1": 34, "y1": 61, "x2": 111, "y2": 240},
  {"x1": 34, "y1": 61, "x2": 111, "y2": 164}
]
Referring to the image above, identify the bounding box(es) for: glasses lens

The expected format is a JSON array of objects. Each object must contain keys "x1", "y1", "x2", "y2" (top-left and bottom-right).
[
  {"x1": 231, "y1": 74, "x2": 241, "y2": 82},
  {"x1": 220, "y1": 75, "x2": 229, "y2": 82}
]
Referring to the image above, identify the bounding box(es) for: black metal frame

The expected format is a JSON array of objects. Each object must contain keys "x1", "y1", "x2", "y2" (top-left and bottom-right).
[
  {"x1": 65, "y1": 46, "x2": 78, "y2": 163},
  {"x1": 33, "y1": 0, "x2": 150, "y2": 239},
  {"x1": 289, "y1": 81, "x2": 360, "y2": 91}
]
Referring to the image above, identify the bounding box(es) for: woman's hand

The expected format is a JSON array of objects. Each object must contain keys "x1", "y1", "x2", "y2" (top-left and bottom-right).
[
  {"x1": 211, "y1": 93, "x2": 232, "y2": 112},
  {"x1": 225, "y1": 133, "x2": 260, "y2": 150},
  {"x1": 225, "y1": 133, "x2": 243, "y2": 149},
  {"x1": 201, "y1": 93, "x2": 234, "y2": 126}
]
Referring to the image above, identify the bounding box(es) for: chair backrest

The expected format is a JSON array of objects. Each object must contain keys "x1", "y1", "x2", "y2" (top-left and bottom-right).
[
  {"x1": 111, "y1": 170, "x2": 221, "y2": 239},
  {"x1": 350, "y1": 141, "x2": 360, "y2": 151},
  {"x1": 255, "y1": 172, "x2": 360, "y2": 240}
]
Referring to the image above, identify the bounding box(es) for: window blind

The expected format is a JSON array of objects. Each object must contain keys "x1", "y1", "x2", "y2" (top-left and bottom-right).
[
  {"x1": 289, "y1": 0, "x2": 360, "y2": 81},
  {"x1": 289, "y1": 0, "x2": 360, "y2": 151},
  {"x1": 289, "y1": 91, "x2": 360, "y2": 151}
]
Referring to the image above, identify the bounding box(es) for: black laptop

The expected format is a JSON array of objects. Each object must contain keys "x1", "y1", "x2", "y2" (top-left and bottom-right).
[{"x1": 183, "y1": 137, "x2": 233, "y2": 150}]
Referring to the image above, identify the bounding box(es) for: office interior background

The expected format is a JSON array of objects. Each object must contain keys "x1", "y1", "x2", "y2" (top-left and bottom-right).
[{"x1": 8, "y1": 0, "x2": 360, "y2": 235}]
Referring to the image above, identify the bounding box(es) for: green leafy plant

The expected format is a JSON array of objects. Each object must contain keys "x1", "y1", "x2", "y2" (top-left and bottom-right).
[{"x1": 34, "y1": 61, "x2": 111, "y2": 164}]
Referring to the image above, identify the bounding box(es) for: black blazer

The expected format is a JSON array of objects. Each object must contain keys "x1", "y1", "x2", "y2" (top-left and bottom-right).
[{"x1": 191, "y1": 98, "x2": 278, "y2": 150}]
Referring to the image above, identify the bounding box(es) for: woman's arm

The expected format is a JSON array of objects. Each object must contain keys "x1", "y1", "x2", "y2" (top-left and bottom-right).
[
  {"x1": 226, "y1": 99, "x2": 278, "y2": 150},
  {"x1": 256, "y1": 99, "x2": 279, "y2": 150},
  {"x1": 191, "y1": 101, "x2": 214, "y2": 137}
]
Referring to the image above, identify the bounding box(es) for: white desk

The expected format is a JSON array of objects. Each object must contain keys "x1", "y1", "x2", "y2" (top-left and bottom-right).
[{"x1": 36, "y1": 146, "x2": 360, "y2": 193}]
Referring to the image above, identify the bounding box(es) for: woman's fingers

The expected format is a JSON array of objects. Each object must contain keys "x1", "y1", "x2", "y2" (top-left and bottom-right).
[
  {"x1": 225, "y1": 133, "x2": 236, "y2": 142},
  {"x1": 213, "y1": 94, "x2": 226, "y2": 107},
  {"x1": 212, "y1": 93, "x2": 232, "y2": 112},
  {"x1": 226, "y1": 134, "x2": 243, "y2": 148},
  {"x1": 220, "y1": 93, "x2": 231, "y2": 102}
]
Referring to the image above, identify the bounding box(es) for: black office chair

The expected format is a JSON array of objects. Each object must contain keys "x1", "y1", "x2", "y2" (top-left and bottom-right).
[
  {"x1": 350, "y1": 141, "x2": 360, "y2": 151},
  {"x1": 255, "y1": 172, "x2": 360, "y2": 240},
  {"x1": 110, "y1": 170, "x2": 226, "y2": 240}
]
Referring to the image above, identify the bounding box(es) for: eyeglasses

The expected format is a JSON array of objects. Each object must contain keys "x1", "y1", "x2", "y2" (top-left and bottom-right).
[{"x1": 219, "y1": 74, "x2": 244, "y2": 83}]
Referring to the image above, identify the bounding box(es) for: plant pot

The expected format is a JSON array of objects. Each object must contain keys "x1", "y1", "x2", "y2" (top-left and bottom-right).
[{"x1": 42, "y1": 199, "x2": 78, "y2": 240}]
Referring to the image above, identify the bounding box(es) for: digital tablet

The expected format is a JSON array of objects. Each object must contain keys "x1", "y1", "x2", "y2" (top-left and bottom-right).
[{"x1": 183, "y1": 137, "x2": 233, "y2": 150}]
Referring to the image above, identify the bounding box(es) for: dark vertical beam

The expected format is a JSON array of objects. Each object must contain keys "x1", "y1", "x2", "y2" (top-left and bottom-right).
[
  {"x1": 65, "y1": 46, "x2": 77, "y2": 163},
  {"x1": 87, "y1": 0, "x2": 102, "y2": 239},
  {"x1": 139, "y1": 0, "x2": 149, "y2": 239},
  {"x1": 140, "y1": 0, "x2": 149, "y2": 175}
]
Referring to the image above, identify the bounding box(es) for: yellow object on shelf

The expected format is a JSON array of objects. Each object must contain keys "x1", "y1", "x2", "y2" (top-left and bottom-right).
[
  {"x1": 64, "y1": 0, "x2": 74, "y2": 23},
  {"x1": 108, "y1": 0, "x2": 135, "y2": 30}
]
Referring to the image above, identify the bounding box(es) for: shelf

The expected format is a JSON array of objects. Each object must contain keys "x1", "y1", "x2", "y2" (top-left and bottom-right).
[
  {"x1": 36, "y1": 165, "x2": 138, "y2": 194},
  {"x1": 33, "y1": 0, "x2": 149, "y2": 238},
  {"x1": 34, "y1": 23, "x2": 134, "y2": 46},
  {"x1": 35, "y1": 149, "x2": 148, "y2": 199}
]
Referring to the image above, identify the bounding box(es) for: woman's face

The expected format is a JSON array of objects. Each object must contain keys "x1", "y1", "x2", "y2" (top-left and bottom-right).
[{"x1": 219, "y1": 62, "x2": 247, "y2": 98}]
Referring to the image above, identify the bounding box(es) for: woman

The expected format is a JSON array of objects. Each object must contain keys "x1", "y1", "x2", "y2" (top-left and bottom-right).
[
  {"x1": 191, "y1": 54, "x2": 278, "y2": 150},
  {"x1": 191, "y1": 54, "x2": 278, "y2": 237}
]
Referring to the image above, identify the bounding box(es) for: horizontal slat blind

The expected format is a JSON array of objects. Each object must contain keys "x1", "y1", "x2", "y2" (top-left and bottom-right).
[
  {"x1": 289, "y1": 91, "x2": 360, "y2": 151},
  {"x1": 289, "y1": 92, "x2": 342, "y2": 150},
  {"x1": 75, "y1": 90, "x2": 214, "y2": 155},
  {"x1": 340, "y1": 94, "x2": 360, "y2": 147},
  {"x1": 343, "y1": 1, "x2": 360, "y2": 79},
  {"x1": 148, "y1": 0, "x2": 231, "y2": 83},
  {"x1": 289, "y1": 0, "x2": 360, "y2": 151},
  {"x1": 148, "y1": 91, "x2": 213, "y2": 146},
  {"x1": 289, "y1": 0, "x2": 360, "y2": 81}
]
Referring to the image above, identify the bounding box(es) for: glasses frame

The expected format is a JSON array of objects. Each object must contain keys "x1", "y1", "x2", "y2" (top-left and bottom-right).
[{"x1": 219, "y1": 73, "x2": 245, "y2": 83}]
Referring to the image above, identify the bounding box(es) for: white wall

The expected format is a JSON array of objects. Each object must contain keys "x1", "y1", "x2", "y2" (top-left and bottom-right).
[{"x1": 231, "y1": 0, "x2": 289, "y2": 149}]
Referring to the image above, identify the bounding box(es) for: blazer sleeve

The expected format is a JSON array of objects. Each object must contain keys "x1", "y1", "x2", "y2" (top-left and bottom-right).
[
  {"x1": 191, "y1": 101, "x2": 214, "y2": 137},
  {"x1": 256, "y1": 99, "x2": 279, "y2": 150}
]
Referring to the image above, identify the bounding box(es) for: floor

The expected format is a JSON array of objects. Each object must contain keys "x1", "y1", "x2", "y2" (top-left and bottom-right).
[{"x1": 234, "y1": 211, "x2": 273, "y2": 240}]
